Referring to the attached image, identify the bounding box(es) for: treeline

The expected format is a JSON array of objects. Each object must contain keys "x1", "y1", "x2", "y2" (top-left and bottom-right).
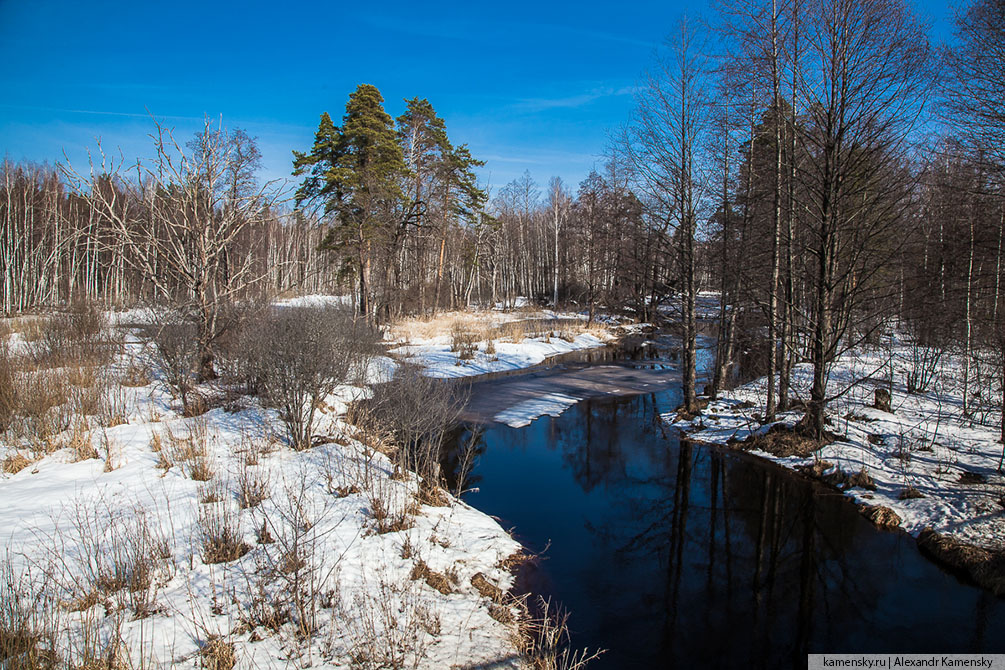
[{"x1": 0, "y1": 130, "x2": 335, "y2": 314}]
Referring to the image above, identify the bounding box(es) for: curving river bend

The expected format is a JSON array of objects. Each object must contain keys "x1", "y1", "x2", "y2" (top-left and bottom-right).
[{"x1": 444, "y1": 336, "x2": 1005, "y2": 669}]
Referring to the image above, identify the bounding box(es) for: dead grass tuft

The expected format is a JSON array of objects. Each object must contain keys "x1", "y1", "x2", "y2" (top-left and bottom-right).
[
  {"x1": 67, "y1": 421, "x2": 98, "y2": 462},
  {"x1": 198, "y1": 505, "x2": 249, "y2": 564},
  {"x1": 898, "y1": 486, "x2": 925, "y2": 500},
  {"x1": 918, "y1": 529, "x2": 1005, "y2": 596},
  {"x1": 744, "y1": 423, "x2": 821, "y2": 457},
  {"x1": 861, "y1": 505, "x2": 901, "y2": 528},
  {"x1": 237, "y1": 467, "x2": 269, "y2": 509},
  {"x1": 200, "y1": 636, "x2": 236, "y2": 670},
  {"x1": 847, "y1": 467, "x2": 877, "y2": 491},
  {"x1": 2, "y1": 452, "x2": 34, "y2": 474},
  {"x1": 164, "y1": 421, "x2": 215, "y2": 480},
  {"x1": 471, "y1": 572, "x2": 504, "y2": 602},
  {"x1": 409, "y1": 559, "x2": 452, "y2": 595},
  {"x1": 370, "y1": 497, "x2": 414, "y2": 534}
]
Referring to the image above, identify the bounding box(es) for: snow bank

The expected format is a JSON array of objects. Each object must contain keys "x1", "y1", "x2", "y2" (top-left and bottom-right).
[
  {"x1": 493, "y1": 393, "x2": 581, "y2": 428},
  {"x1": 391, "y1": 332, "x2": 608, "y2": 379},
  {"x1": 0, "y1": 325, "x2": 523, "y2": 669},
  {"x1": 669, "y1": 339, "x2": 1005, "y2": 554}
]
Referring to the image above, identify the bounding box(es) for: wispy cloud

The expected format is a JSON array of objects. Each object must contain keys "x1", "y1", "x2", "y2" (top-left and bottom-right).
[
  {"x1": 510, "y1": 86, "x2": 635, "y2": 112},
  {"x1": 0, "y1": 103, "x2": 203, "y2": 122}
]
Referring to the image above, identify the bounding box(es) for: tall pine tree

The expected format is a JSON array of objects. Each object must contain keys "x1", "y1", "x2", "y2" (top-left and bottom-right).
[{"x1": 293, "y1": 84, "x2": 405, "y2": 318}]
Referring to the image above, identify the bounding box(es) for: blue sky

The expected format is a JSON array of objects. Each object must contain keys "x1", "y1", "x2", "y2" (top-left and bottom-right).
[{"x1": 0, "y1": 0, "x2": 956, "y2": 195}]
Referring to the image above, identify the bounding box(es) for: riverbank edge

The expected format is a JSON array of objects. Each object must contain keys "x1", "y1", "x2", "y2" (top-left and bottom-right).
[{"x1": 680, "y1": 429, "x2": 1005, "y2": 597}]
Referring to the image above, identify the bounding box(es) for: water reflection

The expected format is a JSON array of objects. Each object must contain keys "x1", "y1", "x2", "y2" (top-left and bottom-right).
[{"x1": 446, "y1": 391, "x2": 1005, "y2": 669}]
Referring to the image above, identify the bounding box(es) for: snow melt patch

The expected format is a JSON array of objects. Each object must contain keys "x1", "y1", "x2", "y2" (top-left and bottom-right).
[{"x1": 493, "y1": 392, "x2": 581, "y2": 428}]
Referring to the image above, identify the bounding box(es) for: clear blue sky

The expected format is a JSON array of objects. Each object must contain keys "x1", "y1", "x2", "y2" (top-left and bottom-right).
[{"x1": 0, "y1": 0, "x2": 956, "y2": 195}]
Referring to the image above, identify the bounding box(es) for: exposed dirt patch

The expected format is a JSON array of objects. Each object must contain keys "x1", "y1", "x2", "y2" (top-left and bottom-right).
[{"x1": 958, "y1": 470, "x2": 987, "y2": 485}]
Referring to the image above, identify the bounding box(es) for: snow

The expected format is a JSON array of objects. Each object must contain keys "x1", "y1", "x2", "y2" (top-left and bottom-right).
[
  {"x1": 0, "y1": 324, "x2": 523, "y2": 669},
  {"x1": 391, "y1": 333, "x2": 608, "y2": 379},
  {"x1": 493, "y1": 393, "x2": 581, "y2": 428},
  {"x1": 669, "y1": 337, "x2": 1005, "y2": 553}
]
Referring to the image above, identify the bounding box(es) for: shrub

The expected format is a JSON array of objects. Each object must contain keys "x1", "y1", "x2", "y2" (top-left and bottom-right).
[
  {"x1": 240, "y1": 305, "x2": 378, "y2": 450},
  {"x1": 365, "y1": 367, "x2": 469, "y2": 494},
  {"x1": 450, "y1": 323, "x2": 478, "y2": 360},
  {"x1": 150, "y1": 314, "x2": 201, "y2": 414},
  {"x1": 199, "y1": 504, "x2": 249, "y2": 564}
]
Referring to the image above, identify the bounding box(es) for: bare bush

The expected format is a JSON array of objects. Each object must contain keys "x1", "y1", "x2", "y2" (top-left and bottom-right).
[
  {"x1": 199, "y1": 504, "x2": 249, "y2": 564},
  {"x1": 342, "y1": 574, "x2": 439, "y2": 670},
  {"x1": 450, "y1": 323, "x2": 478, "y2": 360},
  {"x1": 0, "y1": 560, "x2": 61, "y2": 670},
  {"x1": 0, "y1": 344, "x2": 19, "y2": 433},
  {"x1": 906, "y1": 340, "x2": 944, "y2": 394},
  {"x1": 29, "y1": 300, "x2": 111, "y2": 369},
  {"x1": 150, "y1": 313, "x2": 202, "y2": 415},
  {"x1": 241, "y1": 305, "x2": 378, "y2": 450},
  {"x1": 365, "y1": 368, "x2": 468, "y2": 494}
]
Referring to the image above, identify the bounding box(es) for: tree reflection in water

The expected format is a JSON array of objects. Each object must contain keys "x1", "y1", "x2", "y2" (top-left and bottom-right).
[{"x1": 444, "y1": 388, "x2": 1005, "y2": 669}]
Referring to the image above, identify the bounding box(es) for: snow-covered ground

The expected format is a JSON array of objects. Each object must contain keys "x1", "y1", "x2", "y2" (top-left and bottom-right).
[
  {"x1": 670, "y1": 337, "x2": 1005, "y2": 554},
  {"x1": 386, "y1": 307, "x2": 618, "y2": 379},
  {"x1": 0, "y1": 320, "x2": 523, "y2": 668}
]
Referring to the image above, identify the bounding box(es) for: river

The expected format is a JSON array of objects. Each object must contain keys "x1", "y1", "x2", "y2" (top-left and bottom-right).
[{"x1": 444, "y1": 335, "x2": 1005, "y2": 669}]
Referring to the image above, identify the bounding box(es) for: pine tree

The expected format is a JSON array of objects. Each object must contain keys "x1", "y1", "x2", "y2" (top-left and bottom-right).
[{"x1": 293, "y1": 84, "x2": 406, "y2": 318}]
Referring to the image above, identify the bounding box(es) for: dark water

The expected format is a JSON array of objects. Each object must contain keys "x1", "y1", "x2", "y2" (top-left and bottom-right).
[{"x1": 446, "y1": 341, "x2": 1005, "y2": 669}]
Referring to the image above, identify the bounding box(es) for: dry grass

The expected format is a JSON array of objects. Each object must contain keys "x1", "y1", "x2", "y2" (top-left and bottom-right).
[
  {"x1": 918, "y1": 529, "x2": 1005, "y2": 596},
  {"x1": 744, "y1": 424, "x2": 821, "y2": 458},
  {"x1": 237, "y1": 466, "x2": 269, "y2": 509},
  {"x1": 198, "y1": 504, "x2": 249, "y2": 564},
  {"x1": 861, "y1": 505, "x2": 901, "y2": 528},
  {"x1": 847, "y1": 467, "x2": 877, "y2": 491},
  {"x1": 898, "y1": 486, "x2": 925, "y2": 500},
  {"x1": 389, "y1": 311, "x2": 499, "y2": 343},
  {"x1": 516, "y1": 596, "x2": 605, "y2": 670},
  {"x1": 66, "y1": 420, "x2": 98, "y2": 462},
  {"x1": 409, "y1": 559, "x2": 452, "y2": 595},
  {"x1": 450, "y1": 323, "x2": 478, "y2": 360},
  {"x1": 200, "y1": 636, "x2": 236, "y2": 670},
  {"x1": 470, "y1": 572, "x2": 504, "y2": 602},
  {"x1": 164, "y1": 421, "x2": 215, "y2": 481},
  {"x1": 370, "y1": 496, "x2": 415, "y2": 534},
  {"x1": 2, "y1": 452, "x2": 34, "y2": 474},
  {"x1": 118, "y1": 360, "x2": 151, "y2": 388}
]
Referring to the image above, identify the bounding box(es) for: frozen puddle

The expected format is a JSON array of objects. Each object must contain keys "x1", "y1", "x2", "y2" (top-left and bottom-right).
[{"x1": 493, "y1": 392, "x2": 581, "y2": 427}]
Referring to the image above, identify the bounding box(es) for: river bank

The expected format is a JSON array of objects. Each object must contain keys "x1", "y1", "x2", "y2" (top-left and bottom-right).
[{"x1": 669, "y1": 336, "x2": 1005, "y2": 595}]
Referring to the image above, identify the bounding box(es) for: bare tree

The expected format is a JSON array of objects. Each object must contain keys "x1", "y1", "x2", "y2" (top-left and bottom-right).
[
  {"x1": 796, "y1": 0, "x2": 933, "y2": 438},
  {"x1": 64, "y1": 117, "x2": 280, "y2": 380},
  {"x1": 623, "y1": 17, "x2": 715, "y2": 414}
]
